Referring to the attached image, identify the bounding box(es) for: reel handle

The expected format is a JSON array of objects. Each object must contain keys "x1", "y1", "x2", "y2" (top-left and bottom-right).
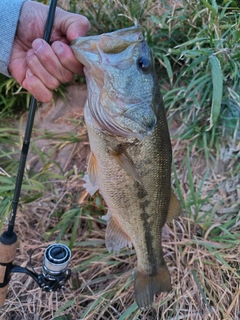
[{"x1": 0, "y1": 232, "x2": 17, "y2": 307}]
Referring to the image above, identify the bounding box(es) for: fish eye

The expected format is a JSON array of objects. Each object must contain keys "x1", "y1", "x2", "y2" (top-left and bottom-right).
[{"x1": 137, "y1": 57, "x2": 151, "y2": 72}]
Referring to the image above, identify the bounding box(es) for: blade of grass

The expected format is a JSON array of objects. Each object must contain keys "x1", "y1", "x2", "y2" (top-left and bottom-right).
[{"x1": 207, "y1": 55, "x2": 223, "y2": 130}]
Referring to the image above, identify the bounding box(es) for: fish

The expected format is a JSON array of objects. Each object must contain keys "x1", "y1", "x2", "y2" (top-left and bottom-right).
[{"x1": 71, "y1": 25, "x2": 181, "y2": 309}]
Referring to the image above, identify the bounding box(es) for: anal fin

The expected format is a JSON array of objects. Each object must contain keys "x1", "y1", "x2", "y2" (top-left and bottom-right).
[
  {"x1": 105, "y1": 212, "x2": 132, "y2": 254},
  {"x1": 166, "y1": 190, "x2": 182, "y2": 222}
]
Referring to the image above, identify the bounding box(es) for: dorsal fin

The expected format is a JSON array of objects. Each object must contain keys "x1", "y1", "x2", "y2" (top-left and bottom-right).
[{"x1": 166, "y1": 190, "x2": 181, "y2": 222}]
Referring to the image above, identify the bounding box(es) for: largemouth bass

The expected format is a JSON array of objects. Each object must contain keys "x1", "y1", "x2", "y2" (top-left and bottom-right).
[{"x1": 71, "y1": 26, "x2": 181, "y2": 309}]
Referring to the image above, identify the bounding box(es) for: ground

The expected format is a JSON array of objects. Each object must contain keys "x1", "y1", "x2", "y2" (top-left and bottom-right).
[{"x1": 0, "y1": 84, "x2": 239, "y2": 320}]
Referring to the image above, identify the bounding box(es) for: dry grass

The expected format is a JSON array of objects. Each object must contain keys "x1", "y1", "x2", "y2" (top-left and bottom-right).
[
  {"x1": 1, "y1": 1, "x2": 240, "y2": 319},
  {"x1": 2, "y1": 219, "x2": 239, "y2": 319},
  {"x1": 1, "y1": 124, "x2": 239, "y2": 319}
]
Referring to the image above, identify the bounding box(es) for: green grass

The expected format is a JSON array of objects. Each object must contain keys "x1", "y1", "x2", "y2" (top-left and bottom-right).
[{"x1": 0, "y1": 0, "x2": 239, "y2": 319}]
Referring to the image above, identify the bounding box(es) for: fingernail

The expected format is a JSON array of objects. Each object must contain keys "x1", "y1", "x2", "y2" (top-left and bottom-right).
[
  {"x1": 32, "y1": 39, "x2": 44, "y2": 52},
  {"x1": 53, "y1": 41, "x2": 63, "y2": 55},
  {"x1": 27, "y1": 69, "x2": 33, "y2": 77}
]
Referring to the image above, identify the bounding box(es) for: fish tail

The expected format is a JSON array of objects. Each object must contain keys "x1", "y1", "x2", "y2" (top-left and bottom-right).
[{"x1": 134, "y1": 263, "x2": 171, "y2": 309}]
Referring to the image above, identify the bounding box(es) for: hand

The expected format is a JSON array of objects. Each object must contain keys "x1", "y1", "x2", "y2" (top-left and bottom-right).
[{"x1": 9, "y1": 1, "x2": 90, "y2": 102}]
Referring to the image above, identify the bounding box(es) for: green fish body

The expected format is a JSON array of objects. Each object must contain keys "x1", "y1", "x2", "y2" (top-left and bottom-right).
[{"x1": 71, "y1": 26, "x2": 181, "y2": 309}]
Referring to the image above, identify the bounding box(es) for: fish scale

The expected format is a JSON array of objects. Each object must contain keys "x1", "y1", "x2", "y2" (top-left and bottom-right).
[{"x1": 71, "y1": 25, "x2": 181, "y2": 309}]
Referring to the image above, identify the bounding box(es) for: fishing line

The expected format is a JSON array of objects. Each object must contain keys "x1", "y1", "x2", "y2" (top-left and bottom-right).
[{"x1": 0, "y1": 0, "x2": 72, "y2": 307}]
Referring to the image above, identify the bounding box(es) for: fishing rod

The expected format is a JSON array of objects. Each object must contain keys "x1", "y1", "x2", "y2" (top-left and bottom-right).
[{"x1": 0, "y1": 0, "x2": 71, "y2": 307}]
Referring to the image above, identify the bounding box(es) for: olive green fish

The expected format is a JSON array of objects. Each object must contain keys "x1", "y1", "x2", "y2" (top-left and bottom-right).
[{"x1": 71, "y1": 26, "x2": 181, "y2": 309}]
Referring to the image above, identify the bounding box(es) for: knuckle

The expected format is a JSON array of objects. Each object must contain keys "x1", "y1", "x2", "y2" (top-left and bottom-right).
[
  {"x1": 38, "y1": 49, "x2": 53, "y2": 63},
  {"x1": 24, "y1": 76, "x2": 36, "y2": 91},
  {"x1": 26, "y1": 54, "x2": 38, "y2": 68},
  {"x1": 47, "y1": 77, "x2": 60, "y2": 90},
  {"x1": 62, "y1": 70, "x2": 73, "y2": 83}
]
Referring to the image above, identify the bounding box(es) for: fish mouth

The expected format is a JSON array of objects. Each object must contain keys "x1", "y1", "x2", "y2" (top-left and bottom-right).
[
  {"x1": 71, "y1": 26, "x2": 156, "y2": 140},
  {"x1": 71, "y1": 26, "x2": 144, "y2": 97},
  {"x1": 71, "y1": 25, "x2": 143, "y2": 57}
]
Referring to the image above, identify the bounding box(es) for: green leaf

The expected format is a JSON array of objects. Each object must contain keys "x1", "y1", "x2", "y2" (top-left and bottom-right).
[
  {"x1": 228, "y1": 88, "x2": 240, "y2": 107},
  {"x1": 163, "y1": 55, "x2": 173, "y2": 85},
  {"x1": 202, "y1": 0, "x2": 217, "y2": 16},
  {"x1": 53, "y1": 315, "x2": 72, "y2": 320},
  {"x1": 207, "y1": 55, "x2": 223, "y2": 130},
  {"x1": 53, "y1": 300, "x2": 75, "y2": 317},
  {"x1": 174, "y1": 37, "x2": 209, "y2": 48},
  {"x1": 118, "y1": 302, "x2": 139, "y2": 319}
]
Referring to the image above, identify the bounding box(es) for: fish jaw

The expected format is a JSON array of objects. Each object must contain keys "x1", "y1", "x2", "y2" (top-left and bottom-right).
[{"x1": 71, "y1": 26, "x2": 158, "y2": 139}]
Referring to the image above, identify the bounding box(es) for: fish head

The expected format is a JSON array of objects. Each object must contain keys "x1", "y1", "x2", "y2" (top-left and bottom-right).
[{"x1": 71, "y1": 26, "x2": 159, "y2": 139}]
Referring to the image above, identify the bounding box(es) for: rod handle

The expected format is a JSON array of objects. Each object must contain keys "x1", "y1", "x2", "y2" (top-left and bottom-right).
[
  {"x1": 0, "y1": 232, "x2": 17, "y2": 307},
  {"x1": 0, "y1": 284, "x2": 9, "y2": 308}
]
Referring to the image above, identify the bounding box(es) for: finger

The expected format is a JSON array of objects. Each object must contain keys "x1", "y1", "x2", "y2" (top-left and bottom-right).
[
  {"x1": 55, "y1": 9, "x2": 91, "y2": 41},
  {"x1": 29, "y1": 39, "x2": 74, "y2": 83},
  {"x1": 26, "y1": 47, "x2": 61, "y2": 91},
  {"x1": 52, "y1": 41, "x2": 83, "y2": 75},
  {"x1": 22, "y1": 69, "x2": 53, "y2": 103}
]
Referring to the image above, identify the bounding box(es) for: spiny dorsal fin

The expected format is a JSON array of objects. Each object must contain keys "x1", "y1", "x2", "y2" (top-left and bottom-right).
[
  {"x1": 134, "y1": 262, "x2": 171, "y2": 309},
  {"x1": 166, "y1": 190, "x2": 181, "y2": 222},
  {"x1": 88, "y1": 151, "x2": 98, "y2": 187},
  {"x1": 105, "y1": 212, "x2": 132, "y2": 254},
  {"x1": 109, "y1": 147, "x2": 142, "y2": 185}
]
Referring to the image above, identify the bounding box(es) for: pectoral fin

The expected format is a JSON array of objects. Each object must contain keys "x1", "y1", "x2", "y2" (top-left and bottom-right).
[
  {"x1": 110, "y1": 148, "x2": 143, "y2": 185},
  {"x1": 105, "y1": 212, "x2": 132, "y2": 254},
  {"x1": 83, "y1": 152, "x2": 99, "y2": 196},
  {"x1": 166, "y1": 190, "x2": 182, "y2": 222},
  {"x1": 88, "y1": 151, "x2": 98, "y2": 186},
  {"x1": 82, "y1": 174, "x2": 99, "y2": 196}
]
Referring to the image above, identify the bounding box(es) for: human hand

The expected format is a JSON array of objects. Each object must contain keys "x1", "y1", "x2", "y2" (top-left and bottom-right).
[{"x1": 9, "y1": 1, "x2": 90, "y2": 102}]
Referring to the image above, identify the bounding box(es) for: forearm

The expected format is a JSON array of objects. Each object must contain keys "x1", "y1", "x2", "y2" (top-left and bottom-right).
[{"x1": 0, "y1": 0, "x2": 28, "y2": 77}]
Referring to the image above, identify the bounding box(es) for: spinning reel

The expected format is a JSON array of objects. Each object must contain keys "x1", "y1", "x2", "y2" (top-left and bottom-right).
[
  {"x1": 0, "y1": 236, "x2": 71, "y2": 305},
  {"x1": 0, "y1": 0, "x2": 72, "y2": 306}
]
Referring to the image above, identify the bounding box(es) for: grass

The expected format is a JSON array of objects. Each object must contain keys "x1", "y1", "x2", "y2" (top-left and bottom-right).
[{"x1": 0, "y1": 0, "x2": 240, "y2": 319}]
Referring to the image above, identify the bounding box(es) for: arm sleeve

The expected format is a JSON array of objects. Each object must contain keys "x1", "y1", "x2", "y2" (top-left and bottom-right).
[{"x1": 0, "y1": 0, "x2": 28, "y2": 77}]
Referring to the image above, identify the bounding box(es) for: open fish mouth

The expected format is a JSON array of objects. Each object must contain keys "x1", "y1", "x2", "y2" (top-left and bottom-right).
[
  {"x1": 71, "y1": 25, "x2": 143, "y2": 58},
  {"x1": 71, "y1": 26, "x2": 157, "y2": 139}
]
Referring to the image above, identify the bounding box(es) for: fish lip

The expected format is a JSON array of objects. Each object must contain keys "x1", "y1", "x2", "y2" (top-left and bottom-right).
[
  {"x1": 71, "y1": 35, "x2": 98, "y2": 47},
  {"x1": 70, "y1": 25, "x2": 143, "y2": 64},
  {"x1": 70, "y1": 25, "x2": 142, "y2": 46}
]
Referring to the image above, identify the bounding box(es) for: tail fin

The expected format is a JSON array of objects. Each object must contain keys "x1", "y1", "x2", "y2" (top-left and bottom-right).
[{"x1": 134, "y1": 263, "x2": 171, "y2": 309}]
